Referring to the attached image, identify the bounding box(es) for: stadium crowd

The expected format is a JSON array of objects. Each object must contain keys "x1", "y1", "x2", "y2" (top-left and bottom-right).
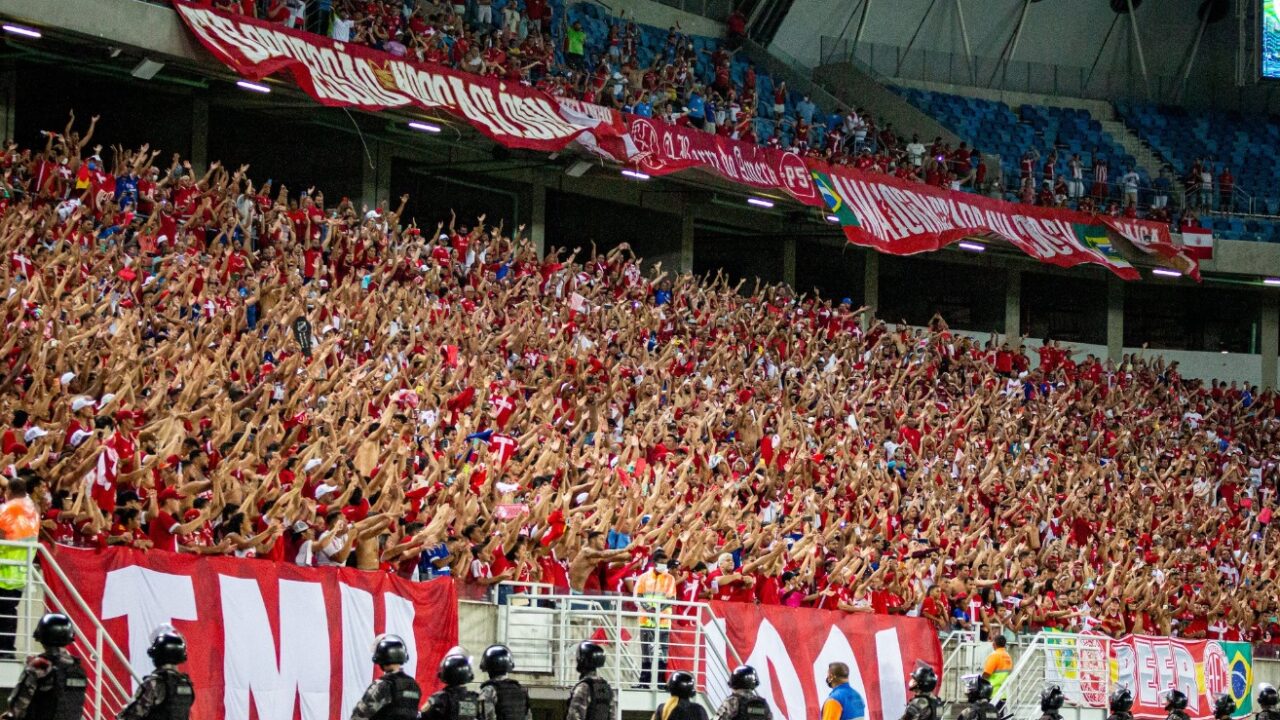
[{"x1": 2, "y1": 113, "x2": 1279, "y2": 646}]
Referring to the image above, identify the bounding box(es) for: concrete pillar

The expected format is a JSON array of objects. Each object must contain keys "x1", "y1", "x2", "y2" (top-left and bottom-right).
[
  {"x1": 529, "y1": 178, "x2": 546, "y2": 258},
  {"x1": 1106, "y1": 275, "x2": 1124, "y2": 363},
  {"x1": 1005, "y1": 268, "x2": 1021, "y2": 339},
  {"x1": 190, "y1": 96, "x2": 208, "y2": 175},
  {"x1": 360, "y1": 139, "x2": 382, "y2": 212},
  {"x1": 1262, "y1": 297, "x2": 1279, "y2": 391},
  {"x1": 863, "y1": 250, "x2": 879, "y2": 330},
  {"x1": 782, "y1": 237, "x2": 797, "y2": 288},
  {"x1": 0, "y1": 70, "x2": 15, "y2": 145},
  {"x1": 679, "y1": 212, "x2": 695, "y2": 275}
]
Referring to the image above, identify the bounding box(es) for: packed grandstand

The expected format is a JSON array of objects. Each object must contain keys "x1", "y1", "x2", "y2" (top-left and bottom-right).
[
  {"x1": 0, "y1": 4, "x2": 1280, "y2": 717},
  {"x1": 0, "y1": 91, "x2": 1273, "y2": 645}
]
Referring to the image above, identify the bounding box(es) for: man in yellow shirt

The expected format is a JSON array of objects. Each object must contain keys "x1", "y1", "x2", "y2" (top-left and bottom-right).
[
  {"x1": 634, "y1": 550, "x2": 677, "y2": 688},
  {"x1": 981, "y1": 636, "x2": 1013, "y2": 700},
  {"x1": 0, "y1": 477, "x2": 39, "y2": 658}
]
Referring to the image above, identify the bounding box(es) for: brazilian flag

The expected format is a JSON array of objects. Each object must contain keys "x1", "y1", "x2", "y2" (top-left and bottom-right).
[
  {"x1": 1076, "y1": 224, "x2": 1134, "y2": 270},
  {"x1": 1222, "y1": 642, "x2": 1254, "y2": 716},
  {"x1": 812, "y1": 171, "x2": 860, "y2": 227}
]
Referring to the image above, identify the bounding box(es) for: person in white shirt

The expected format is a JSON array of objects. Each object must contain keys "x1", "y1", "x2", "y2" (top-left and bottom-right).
[
  {"x1": 1121, "y1": 167, "x2": 1140, "y2": 208},
  {"x1": 907, "y1": 134, "x2": 926, "y2": 168}
]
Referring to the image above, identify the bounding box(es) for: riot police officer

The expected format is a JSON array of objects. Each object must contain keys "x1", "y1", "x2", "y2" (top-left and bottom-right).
[
  {"x1": 713, "y1": 666, "x2": 771, "y2": 720},
  {"x1": 957, "y1": 678, "x2": 999, "y2": 720},
  {"x1": 118, "y1": 628, "x2": 195, "y2": 720},
  {"x1": 1108, "y1": 687, "x2": 1135, "y2": 720},
  {"x1": 351, "y1": 635, "x2": 422, "y2": 720},
  {"x1": 5, "y1": 613, "x2": 87, "y2": 720},
  {"x1": 566, "y1": 642, "x2": 613, "y2": 720},
  {"x1": 421, "y1": 654, "x2": 483, "y2": 720},
  {"x1": 900, "y1": 666, "x2": 943, "y2": 720},
  {"x1": 1164, "y1": 690, "x2": 1190, "y2": 720},
  {"x1": 478, "y1": 645, "x2": 529, "y2": 720},
  {"x1": 1257, "y1": 684, "x2": 1280, "y2": 720},
  {"x1": 1213, "y1": 695, "x2": 1236, "y2": 720},
  {"x1": 1039, "y1": 685, "x2": 1065, "y2": 720},
  {"x1": 654, "y1": 672, "x2": 707, "y2": 720}
]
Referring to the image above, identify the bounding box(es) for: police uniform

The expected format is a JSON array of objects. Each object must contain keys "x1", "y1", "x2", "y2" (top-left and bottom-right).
[
  {"x1": 351, "y1": 670, "x2": 422, "y2": 720},
  {"x1": 1259, "y1": 710, "x2": 1280, "y2": 720},
  {"x1": 957, "y1": 700, "x2": 1000, "y2": 720},
  {"x1": 117, "y1": 667, "x2": 195, "y2": 720},
  {"x1": 1109, "y1": 712, "x2": 1134, "y2": 720},
  {"x1": 421, "y1": 685, "x2": 483, "y2": 720},
  {"x1": 713, "y1": 689, "x2": 771, "y2": 720},
  {"x1": 901, "y1": 694, "x2": 943, "y2": 720},
  {"x1": 655, "y1": 698, "x2": 707, "y2": 720},
  {"x1": 5, "y1": 648, "x2": 87, "y2": 720},
  {"x1": 566, "y1": 673, "x2": 614, "y2": 720},
  {"x1": 479, "y1": 677, "x2": 529, "y2": 720},
  {"x1": 1168, "y1": 710, "x2": 1190, "y2": 720}
]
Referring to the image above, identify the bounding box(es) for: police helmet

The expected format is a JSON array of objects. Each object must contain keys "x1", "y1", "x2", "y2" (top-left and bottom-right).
[
  {"x1": 1110, "y1": 688, "x2": 1134, "y2": 713},
  {"x1": 730, "y1": 666, "x2": 760, "y2": 691},
  {"x1": 1164, "y1": 690, "x2": 1188, "y2": 712},
  {"x1": 1259, "y1": 685, "x2": 1279, "y2": 710},
  {"x1": 480, "y1": 645, "x2": 515, "y2": 677},
  {"x1": 576, "y1": 642, "x2": 606, "y2": 674},
  {"x1": 965, "y1": 677, "x2": 993, "y2": 703},
  {"x1": 910, "y1": 666, "x2": 938, "y2": 694},
  {"x1": 372, "y1": 634, "x2": 409, "y2": 668},
  {"x1": 32, "y1": 613, "x2": 74, "y2": 648},
  {"x1": 1041, "y1": 685, "x2": 1065, "y2": 713},
  {"x1": 1212, "y1": 695, "x2": 1236, "y2": 718},
  {"x1": 147, "y1": 631, "x2": 188, "y2": 666},
  {"x1": 667, "y1": 671, "x2": 696, "y2": 700},
  {"x1": 438, "y1": 654, "x2": 474, "y2": 687}
]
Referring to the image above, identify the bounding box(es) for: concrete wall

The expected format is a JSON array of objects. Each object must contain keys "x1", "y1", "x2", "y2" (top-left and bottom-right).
[
  {"x1": 813, "y1": 62, "x2": 961, "y2": 145},
  {"x1": 602, "y1": 0, "x2": 724, "y2": 39}
]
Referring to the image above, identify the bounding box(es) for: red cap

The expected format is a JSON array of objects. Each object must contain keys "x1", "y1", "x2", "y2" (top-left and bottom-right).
[{"x1": 157, "y1": 487, "x2": 181, "y2": 503}]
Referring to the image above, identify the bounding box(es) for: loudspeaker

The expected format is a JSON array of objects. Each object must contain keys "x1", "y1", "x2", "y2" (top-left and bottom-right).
[{"x1": 130, "y1": 58, "x2": 165, "y2": 80}]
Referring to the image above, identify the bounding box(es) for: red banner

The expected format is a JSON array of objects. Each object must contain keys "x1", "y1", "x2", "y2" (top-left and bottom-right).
[
  {"x1": 706, "y1": 603, "x2": 942, "y2": 720},
  {"x1": 45, "y1": 546, "x2": 458, "y2": 720},
  {"x1": 810, "y1": 167, "x2": 1199, "y2": 280},
  {"x1": 169, "y1": 2, "x2": 1197, "y2": 280},
  {"x1": 626, "y1": 116, "x2": 818, "y2": 201},
  {"x1": 172, "y1": 2, "x2": 631, "y2": 156}
]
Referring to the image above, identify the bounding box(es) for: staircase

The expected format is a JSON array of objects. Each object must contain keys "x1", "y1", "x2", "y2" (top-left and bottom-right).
[{"x1": 1098, "y1": 117, "x2": 1187, "y2": 203}]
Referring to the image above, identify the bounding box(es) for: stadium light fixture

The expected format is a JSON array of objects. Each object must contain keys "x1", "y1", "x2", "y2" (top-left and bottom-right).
[
  {"x1": 1265, "y1": 278, "x2": 1280, "y2": 286},
  {"x1": 236, "y1": 80, "x2": 271, "y2": 94},
  {"x1": 621, "y1": 169, "x2": 650, "y2": 180},
  {"x1": 2, "y1": 24, "x2": 40, "y2": 39},
  {"x1": 747, "y1": 197, "x2": 774, "y2": 209},
  {"x1": 825, "y1": 214, "x2": 840, "y2": 223},
  {"x1": 957, "y1": 241, "x2": 985, "y2": 252},
  {"x1": 1152, "y1": 268, "x2": 1182, "y2": 278},
  {"x1": 408, "y1": 121, "x2": 442, "y2": 133}
]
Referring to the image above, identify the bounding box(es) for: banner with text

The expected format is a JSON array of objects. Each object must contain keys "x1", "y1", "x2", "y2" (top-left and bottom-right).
[
  {"x1": 811, "y1": 168, "x2": 1199, "y2": 281},
  {"x1": 172, "y1": 2, "x2": 633, "y2": 157},
  {"x1": 1044, "y1": 633, "x2": 1252, "y2": 718},
  {"x1": 706, "y1": 602, "x2": 942, "y2": 720},
  {"x1": 45, "y1": 545, "x2": 458, "y2": 720}
]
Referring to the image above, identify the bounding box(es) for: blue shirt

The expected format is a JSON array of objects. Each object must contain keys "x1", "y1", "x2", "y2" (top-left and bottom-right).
[
  {"x1": 634, "y1": 101, "x2": 652, "y2": 118},
  {"x1": 687, "y1": 93, "x2": 705, "y2": 120},
  {"x1": 607, "y1": 529, "x2": 631, "y2": 549},
  {"x1": 826, "y1": 683, "x2": 866, "y2": 720},
  {"x1": 419, "y1": 543, "x2": 451, "y2": 579},
  {"x1": 796, "y1": 99, "x2": 815, "y2": 124}
]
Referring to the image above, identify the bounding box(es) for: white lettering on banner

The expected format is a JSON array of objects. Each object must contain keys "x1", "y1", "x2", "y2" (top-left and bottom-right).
[
  {"x1": 875, "y1": 630, "x2": 907, "y2": 720},
  {"x1": 340, "y1": 583, "x2": 375, "y2": 720},
  {"x1": 1173, "y1": 644, "x2": 1199, "y2": 714},
  {"x1": 101, "y1": 567, "x2": 199, "y2": 690},
  {"x1": 220, "y1": 576, "x2": 331, "y2": 720},
  {"x1": 744, "y1": 620, "x2": 808, "y2": 720},
  {"x1": 811, "y1": 627, "x2": 868, "y2": 717},
  {"x1": 1136, "y1": 640, "x2": 1158, "y2": 707},
  {"x1": 1153, "y1": 642, "x2": 1173, "y2": 701}
]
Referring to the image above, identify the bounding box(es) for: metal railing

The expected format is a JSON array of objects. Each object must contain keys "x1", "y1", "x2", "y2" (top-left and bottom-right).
[
  {"x1": 0, "y1": 541, "x2": 139, "y2": 720},
  {"x1": 493, "y1": 583, "x2": 744, "y2": 716}
]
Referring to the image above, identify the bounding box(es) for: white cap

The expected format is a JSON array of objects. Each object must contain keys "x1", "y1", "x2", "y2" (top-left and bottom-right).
[
  {"x1": 70, "y1": 396, "x2": 95, "y2": 412},
  {"x1": 23, "y1": 427, "x2": 48, "y2": 443},
  {"x1": 314, "y1": 483, "x2": 339, "y2": 499},
  {"x1": 303, "y1": 458, "x2": 323, "y2": 473},
  {"x1": 59, "y1": 372, "x2": 76, "y2": 385}
]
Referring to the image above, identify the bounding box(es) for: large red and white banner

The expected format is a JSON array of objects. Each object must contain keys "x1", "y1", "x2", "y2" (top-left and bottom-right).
[
  {"x1": 170, "y1": 2, "x2": 1199, "y2": 280},
  {"x1": 810, "y1": 167, "x2": 1199, "y2": 280},
  {"x1": 172, "y1": 2, "x2": 633, "y2": 157},
  {"x1": 45, "y1": 546, "x2": 458, "y2": 720},
  {"x1": 704, "y1": 604, "x2": 942, "y2": 720}
]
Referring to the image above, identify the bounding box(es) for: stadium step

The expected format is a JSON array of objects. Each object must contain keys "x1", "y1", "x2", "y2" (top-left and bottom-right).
[{"x1": 1098, "y1": 117, "x2": 1188, "y2": 198}]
